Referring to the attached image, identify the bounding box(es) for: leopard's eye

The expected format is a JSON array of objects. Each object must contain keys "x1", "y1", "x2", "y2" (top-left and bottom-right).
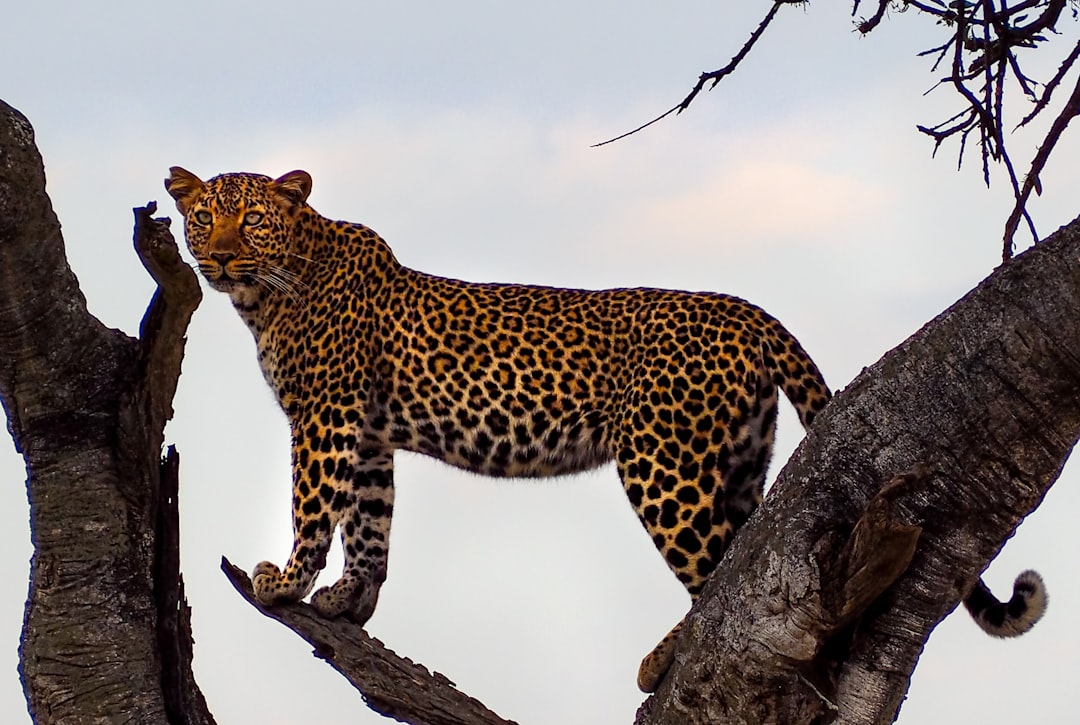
[
  {"x1": 193, "y1": 210, "x2": 213, "y2": 225},
  {"x1": 243, "y1": 211, "x2": 264, "y2": 227}
]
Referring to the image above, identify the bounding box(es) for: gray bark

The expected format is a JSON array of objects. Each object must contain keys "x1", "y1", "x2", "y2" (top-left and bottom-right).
[
  {"x1": 1, "y1": 96, "x2": 1077, "y2": 725},
  {"x1": 0, "y1": 99, "x2": 517, "y2": 725},
  {"x1": 637, "y1": 216, "x2": 1080, "y2": 724},
  {"x1": 0, "y1": 99, "x2": 209, "y2": 724}
]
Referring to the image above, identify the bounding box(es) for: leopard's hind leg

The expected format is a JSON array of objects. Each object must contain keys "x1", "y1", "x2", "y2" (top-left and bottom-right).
[{"x1": 619, "y1": 361, "x2": 779, "y2": 692}]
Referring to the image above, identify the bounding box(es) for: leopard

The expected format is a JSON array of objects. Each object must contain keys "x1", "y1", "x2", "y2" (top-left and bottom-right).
[{"x1": 165, "y1": 167, "x2": 1048, "y2": 693}]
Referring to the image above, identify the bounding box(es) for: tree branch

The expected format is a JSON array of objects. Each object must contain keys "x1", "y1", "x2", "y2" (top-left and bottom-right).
[
  {"x1": 593, "y1": 1, "x2": 799, "y2": 147},
  {"x1": 221, "y1": 558, "x2": 519, "y2": 725},
  {"x1": 156, "y1": 447, "x2": 215, "y2": 725},
  {"x1": 600, "y1": 3, "x2": 1078, "y2": 256},
  {"x1": 864, "y1": 1, "x2": 1075, "y2": 255},
  {"x1": 131, "y1": 202, "x2": 202, "y2": 437},
  {"x1": 1002, "y1": 59, "x2": 1080, "y2": 259},
  {"x1": 0, "y1": 98, "x2": 213, "y2": 724},
  {"x1": 637, "y1": 213, "x2": 1080, "y2": 725}
]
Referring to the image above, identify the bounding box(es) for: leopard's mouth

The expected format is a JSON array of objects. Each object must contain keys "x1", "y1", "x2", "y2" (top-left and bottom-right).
[
  {"x1": 205, "y1": 274, "x2": 255, "y2": 293},
  {"x1": 198, "y1": 262, "x2": 255, "y2": 287}
]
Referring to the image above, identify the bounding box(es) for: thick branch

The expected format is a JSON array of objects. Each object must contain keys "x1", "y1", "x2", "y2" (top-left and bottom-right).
[
  {"x1": 638, "y1": 214, "x2": 1080, "y2": 725},
  {"x1": 222, "y1": 558, "x2": 518, "y2": 725},
  {"x1": 155, "y1": 447, "x2": 214, "y2": 725},
  {"x1": 0, "y1": 99, "x2": 212, "y2": 723},
  {"x1": 131, "y1": 202, "x2": 202, "y2": 440}
]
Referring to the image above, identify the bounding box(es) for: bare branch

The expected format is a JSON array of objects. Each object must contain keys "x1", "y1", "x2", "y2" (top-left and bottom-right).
[
  {"x1": 1003, "y1": 69, "x2": 1080, "y2": 258},
  {"x1": 919, "y1": 37, "x2": 957, "y2": 73},
  {"x1": 852, "y1": 0, "x2": 893, "y2": 34},
  {"x1": 1018, "y1": 38, "x2": 1080, "y2": 127},
  {"x1": 593, "y1": 1, "x2": 796, "y2": 147},
  {"x1": 221, "y1": 558, "x2": 519, "y2": 725},
  {"x1": 599, "y1": 2, "x2": 1078, "y2": 256},
  {"x1": 861, "y1": 1, "x2": 1077, "y2": 254}
]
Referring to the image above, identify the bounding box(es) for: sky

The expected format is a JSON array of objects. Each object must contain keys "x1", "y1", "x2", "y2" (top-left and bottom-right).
[{"x1": 2, "y1": 2, "x2": 1079, "y2": 723}]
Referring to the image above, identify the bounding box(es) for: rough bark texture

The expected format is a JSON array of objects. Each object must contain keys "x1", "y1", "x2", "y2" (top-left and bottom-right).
[
  {"x1": 0, "y1": 100, "x2": 521, "y2": 725},
  {"x1": 636, "y1": 215, "x2": 1080, "y2": 725},
  {"x1": 222, "y1": 559, "x2": 519, "y2": 725},
  {"x1": 2, "y1": 97, "x2": 1078, "y2": 725},
  {"x1": 0, "y1": 100, "x2": 211, "y2": 724}
]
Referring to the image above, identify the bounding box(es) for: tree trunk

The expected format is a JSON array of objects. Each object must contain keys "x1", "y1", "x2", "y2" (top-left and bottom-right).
[
  {"x1": 636, "y1": 217, "x2": 1080, "y2": 724},
  {"x1": 1, "y1": 98, "x2": 1076, "y2": 724},
  {"x1": 0, "y1": 99, "x2": 210, "y2": 724},
  {"x1": 0, "y1": 99, "x2": 519, "y2": 725}
]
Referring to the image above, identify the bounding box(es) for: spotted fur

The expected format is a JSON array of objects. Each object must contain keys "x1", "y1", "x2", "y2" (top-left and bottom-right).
[
  {"x1": 165, "y1": 167, "x2": 1040, "y2": 694},
  {"x1": 965, "y1": 570, "x2": 1046, "y2": 638}
]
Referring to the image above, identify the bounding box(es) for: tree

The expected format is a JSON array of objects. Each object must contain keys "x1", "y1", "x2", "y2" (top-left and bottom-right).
[
  {"x1": 2, "y1": 6, "x2": 1078, "y2": 722},
  {"x1": 2, "y1": 90, "x2": 1077, "y2": 723},
  {"x1": 0, "y1": 100, "x2": 210, "y2": 723}
]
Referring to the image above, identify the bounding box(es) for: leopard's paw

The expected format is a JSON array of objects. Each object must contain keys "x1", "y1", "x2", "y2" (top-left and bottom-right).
[
  {"x1": 251, "y1": 561, "x2": 298, "y2": 606},
  {"x1": 637, "y1": 624, "x2": 680, "y2": 693},
  {"x1": 311, "y1": 576, "x2": 378, "y2": 625},
  {"x1": 310, "y1": 585, "x2": 349, "y2": 618}
]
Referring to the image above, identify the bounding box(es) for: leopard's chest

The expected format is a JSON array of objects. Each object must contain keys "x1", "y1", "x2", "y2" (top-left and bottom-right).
[
  {"x1": 239, "y1": 324, "x2": 295, "y2": 416},
  {"x1": 242, "y1": 279, "x2": 371, "y2": 398}
]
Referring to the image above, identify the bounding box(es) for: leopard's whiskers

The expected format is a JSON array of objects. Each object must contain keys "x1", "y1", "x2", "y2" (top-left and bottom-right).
[
  {"x1": 253, "y1": 264, "x2": 305, "y2": 307},
  {"x1": 269, "y1": 264, "x2": 310, "y2": 292}
]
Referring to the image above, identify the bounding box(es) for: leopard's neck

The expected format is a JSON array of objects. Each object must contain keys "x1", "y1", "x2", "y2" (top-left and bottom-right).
[{"x1": 226, "y1": 208, "x2": 401, "y2": 340}]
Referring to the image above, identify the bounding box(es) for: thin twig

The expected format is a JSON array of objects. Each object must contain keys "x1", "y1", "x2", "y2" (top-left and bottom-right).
[
  {"x1": 921, "y1": 38, "x2": 957, "y2": 74},
  {"x1": 853, "y1": 0, "x2": 892, "y2": 34},
  {"x1": 593, "y1": 1, "x2": 792, "y2": 147},
  {"x1": 1018, "y1": 38, "x2": 1080, "y2": 127},
  {"x1": 1002, "y1": 69, "x2": 1080, "y2": 259}
]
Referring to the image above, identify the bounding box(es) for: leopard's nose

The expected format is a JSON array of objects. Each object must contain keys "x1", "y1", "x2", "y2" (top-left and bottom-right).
[{"x1": 209, "y1": 251, "x2": 236, "y2": 266}]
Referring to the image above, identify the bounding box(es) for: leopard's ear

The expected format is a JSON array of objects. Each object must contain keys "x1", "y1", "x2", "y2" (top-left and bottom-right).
[
  {"x1": 270, "y1": 170, "x2": 313, "y2": 213},
  {"x1": 165, "y1": 166, "x2": 206, "y2": 215}
]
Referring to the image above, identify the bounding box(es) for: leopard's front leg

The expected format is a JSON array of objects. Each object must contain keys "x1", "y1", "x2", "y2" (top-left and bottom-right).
[
  {"x1": 310, "y1": 449, "x2": 394, "y2": 624},
  {"x1": 251, "y1": 421, "x2": 359, "y2": 608}
]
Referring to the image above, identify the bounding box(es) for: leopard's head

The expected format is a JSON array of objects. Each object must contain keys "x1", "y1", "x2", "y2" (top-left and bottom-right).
[{"x1": 165, "y1": 167, "x2": 312, "y2": 296}]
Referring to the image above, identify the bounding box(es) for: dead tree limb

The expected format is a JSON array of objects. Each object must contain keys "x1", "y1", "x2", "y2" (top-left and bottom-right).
[
  {"x1": 3, "y1": 95, "x2": 1079, "y2": 725},
  {"x1": 637, "y1": 214, "x2": 1080, "y2": 725},
  {"x1": 221, "y1": 558, "x2": 519, "y2": 725},
  {"x1": 0, "y1": 98, "x2": 211, "y2": 723}
]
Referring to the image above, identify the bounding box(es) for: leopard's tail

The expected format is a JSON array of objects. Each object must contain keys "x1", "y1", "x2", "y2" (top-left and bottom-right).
[
  {"x1": 761, "y1": 313, "x2": 1047, "y2": 638},
  {"x1": 964, "y1": 570, "x2": 1047, "y2": 637},
  {"x1": 759, "y1": 313, "x2": 832, "y2": 431}
]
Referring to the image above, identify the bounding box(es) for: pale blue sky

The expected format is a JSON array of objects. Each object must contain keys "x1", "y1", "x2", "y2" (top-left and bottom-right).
[{"x1": 2, "y1": 3, "x2": 1078, "y2": 723}]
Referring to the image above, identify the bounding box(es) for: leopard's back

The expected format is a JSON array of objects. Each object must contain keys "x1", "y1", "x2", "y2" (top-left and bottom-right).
[{"x1": 361, "y1": 273, "x2": 826, "y2": 480}]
